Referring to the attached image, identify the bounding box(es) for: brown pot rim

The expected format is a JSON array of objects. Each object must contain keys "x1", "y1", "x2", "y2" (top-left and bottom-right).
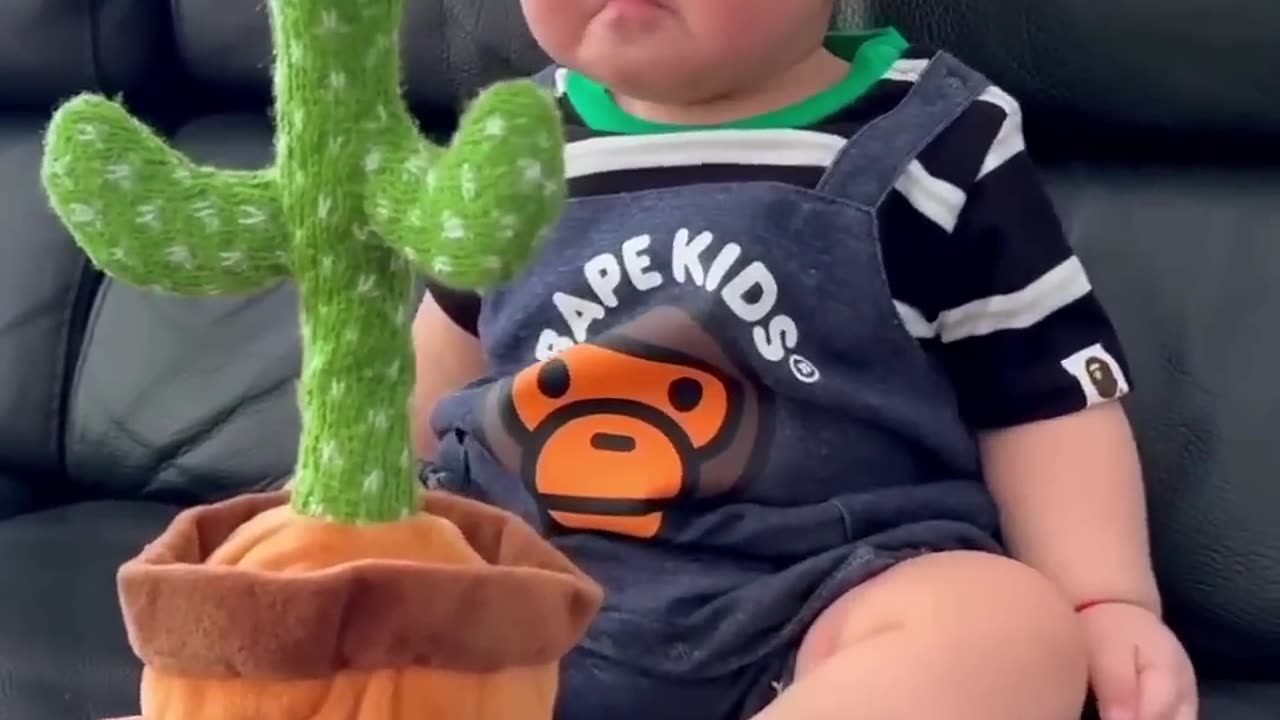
[{"x1": 118, "y1": 491, "x2": 602, "y2": 678}]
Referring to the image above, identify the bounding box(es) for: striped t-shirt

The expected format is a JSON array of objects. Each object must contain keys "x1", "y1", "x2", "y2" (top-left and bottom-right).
[{"x1": 428, "y1": 29, "x2": 1131, "y2": 429}]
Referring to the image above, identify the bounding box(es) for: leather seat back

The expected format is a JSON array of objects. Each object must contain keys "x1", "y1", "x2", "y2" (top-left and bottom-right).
[{"x1": 0, "y1": 0, "x2": 174, "y2": 506}]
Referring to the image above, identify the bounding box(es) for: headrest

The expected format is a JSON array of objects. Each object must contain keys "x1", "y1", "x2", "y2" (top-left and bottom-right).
[
  {"x1": 0, "y1": 0, "x2": 177, "y2": 110},
  {"x1": 171, "y1": 0, "x2": 548, "y2": 113},
  {"x1": 176, "y1": 0, "x2": 1278, "y2": 139},
  {"x1": 862, "y1": 0, "x2": 1279, "y2": 140}
]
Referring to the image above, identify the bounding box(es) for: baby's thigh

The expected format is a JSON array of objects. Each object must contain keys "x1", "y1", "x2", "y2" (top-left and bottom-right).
[
  {"x1": 795, "y1": 550, "x2": 1086, "y2": 683},
  {"x1": 555, "y1": 645, "x2": 782, "y2": 720}
]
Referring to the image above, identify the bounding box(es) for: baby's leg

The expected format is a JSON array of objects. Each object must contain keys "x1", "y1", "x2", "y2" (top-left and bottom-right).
[{"x1": 754, "y1": 551, "x2": 1088, "y2": 720}]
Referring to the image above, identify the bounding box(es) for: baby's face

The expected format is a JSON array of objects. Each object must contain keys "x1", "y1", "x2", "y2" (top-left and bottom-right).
[{"x1": 521, "y1": 0, "x2": 834, "y2": 104}]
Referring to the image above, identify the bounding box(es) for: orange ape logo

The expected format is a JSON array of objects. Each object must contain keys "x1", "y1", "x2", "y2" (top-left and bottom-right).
[{"x1": 480, "y1": 307, "x2": 764, "y2": 539}]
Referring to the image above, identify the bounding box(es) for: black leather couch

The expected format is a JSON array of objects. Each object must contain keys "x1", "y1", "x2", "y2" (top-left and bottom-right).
[{"x1": 1, "y1": 1, "x2": 1277, "y2": 718}]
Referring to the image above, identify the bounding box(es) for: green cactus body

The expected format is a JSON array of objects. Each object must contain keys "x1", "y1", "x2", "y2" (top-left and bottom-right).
[{"x1": 40, "y1": 0, "x2": 566, "y2": 524}]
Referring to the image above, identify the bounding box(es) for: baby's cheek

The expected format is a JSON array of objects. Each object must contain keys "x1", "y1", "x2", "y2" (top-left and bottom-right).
[{"x1": 520, "y1": 0, "x2": 594, "y2": 59}]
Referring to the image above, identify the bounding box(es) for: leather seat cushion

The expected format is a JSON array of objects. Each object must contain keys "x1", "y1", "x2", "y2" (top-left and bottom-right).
[{"x1": 0, "y1": 500, "x2": 180, "y2": 719}]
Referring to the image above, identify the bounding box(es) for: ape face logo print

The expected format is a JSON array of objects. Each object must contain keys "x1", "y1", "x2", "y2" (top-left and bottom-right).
[
  {"x1": 480, "y1": 307, "x2": 764, "y2": 539},
  {"x1": 1060, "y1": 343, "x2": 1129, "y2": 405},
  {"x1": 1085, "y1": 357, "x2": 1120, "y2": 399}
]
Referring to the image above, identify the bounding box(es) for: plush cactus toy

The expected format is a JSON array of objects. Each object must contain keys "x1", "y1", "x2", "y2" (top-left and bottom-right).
[{"x1": 41, "y1": 1, "x2": 601, "y2": 719}]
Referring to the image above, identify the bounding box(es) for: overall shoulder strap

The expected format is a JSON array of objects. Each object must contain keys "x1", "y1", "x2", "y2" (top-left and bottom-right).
[{"x1": 816, "y1": 52, "x2": 990, "y2": 209}]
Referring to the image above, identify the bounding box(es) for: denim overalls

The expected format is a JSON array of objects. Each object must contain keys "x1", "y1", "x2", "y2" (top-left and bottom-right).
[{"x1": 430, "y1": 52, "x2": 1004, "y2": 719}]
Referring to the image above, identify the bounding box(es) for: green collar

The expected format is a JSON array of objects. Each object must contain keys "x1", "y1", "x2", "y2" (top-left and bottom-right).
[{"x1": 564, "y1": 27, "x2": 909, "y2": 134}]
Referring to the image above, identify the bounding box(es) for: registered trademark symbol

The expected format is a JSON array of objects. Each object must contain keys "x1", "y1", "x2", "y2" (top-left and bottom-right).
[{"x1": 789, "y1": 354, "x2": 820, "y2": 383}]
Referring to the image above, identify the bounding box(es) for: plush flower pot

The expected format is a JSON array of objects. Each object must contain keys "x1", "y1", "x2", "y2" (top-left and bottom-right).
[{"x1": 112, "y1": 491, "x2": 602, "y2": 720}]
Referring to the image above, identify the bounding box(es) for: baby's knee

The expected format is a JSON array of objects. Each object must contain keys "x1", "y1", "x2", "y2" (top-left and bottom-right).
[
  {"x1": 930, "y1": 552, "x2": 1086, "y2": 664},
  {"x1": 810, "y1": 551, "x2": 1088, "y2": 689}
]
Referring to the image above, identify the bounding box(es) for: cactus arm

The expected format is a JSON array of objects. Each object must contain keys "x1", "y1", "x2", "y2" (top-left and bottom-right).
[
  {"x1": 41, "y1": 94, "x2": 288, "y2": 295},
  {"x1": 365, "y1": 80, "x2": 567, "y2": 290}
]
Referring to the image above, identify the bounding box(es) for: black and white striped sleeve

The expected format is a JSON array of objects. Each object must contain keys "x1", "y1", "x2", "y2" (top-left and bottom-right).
[
  {"x1": 423, "y1": 281, "x2": 482, "y2": 335},
  {"x1": 878, "y1": 86, "x2": 1132, "y2": 430}
]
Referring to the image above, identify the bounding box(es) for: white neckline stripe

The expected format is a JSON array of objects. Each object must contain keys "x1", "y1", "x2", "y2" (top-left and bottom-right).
[
  {"x1": 896, "y1": 257, "x2": 1093, "y2": 343},
  {"x1": 883, "y1": 58, "x2": 930, "y2": 83},
  {"x1": 893, "y1": 160, "x2": 966, "y2": 233},
  {"x1": 564, "y1": 129, "x2": 848, "y2": 179}
]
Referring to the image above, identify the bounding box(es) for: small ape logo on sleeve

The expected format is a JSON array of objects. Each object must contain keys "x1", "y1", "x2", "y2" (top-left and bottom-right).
[{"x1": 1060, "y1": 343, "x2": 1129, "y2": 404}]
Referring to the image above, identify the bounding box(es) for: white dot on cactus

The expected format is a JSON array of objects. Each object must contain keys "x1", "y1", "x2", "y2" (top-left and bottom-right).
[
  {"x1": 136, "y1": 203, "x2": 160, "y2": 228},
  {"x1": 364, "y1": 149, "x2": 382, "y2": 173},
  {"x1": 319, "y1": 9, "x2": 342, "y2": 33},
  {"x1": 318, "y1": 194, "x2": 332, "y2": 220},
  {"x1": 357, "y1": 274, "x2": 376, "y2": 295},
  {"x1": 482, "y1": 256, "x2": 503, "y2": 270},
  {"x1": 461, "y1": 164, "x2": 477, "y2": 201},
  {"x1": 330, "y1": 379, "x2": 346, "y2": 399},
  {"x1": 165, "y1": 245, "x2": 194, "y2": 267},
  {"x1": 68, "y1": 203, "x2": 98, "y2": 226},
  {"x1": 108, "y1": 247, "x2": 127, "y2": 263},
  {"x1": 105, "y1": 163, "x2": 133, "y2": 188},
  {"x1": 321, "y1": 255, "x2": 335, "y2": 273},
  {"x1": 220, "y1": 251, "x2": 244, "y2": 268},
  {"x1": 369, "y1": 410, "x2": 390, "y2": 430},
  {"x1": 238, "y1": 205, "x2": 266, "y2": 225},
  {"x1": 442, "y1": 213, "x2": 466, "y2": 240},
  {"x1": 363, "y1": 470, "x2": 385, "y2": 496},
  {"x1": 520, "y1": 158, "x2": 544, "y2": 185},
  {"x1": 330, "y1": 71, "x2": 346, "y2": 91},
  {"x1": 172, "y1": 167, "x2": 193, "y2": 183},
  {"x1": 407, "y1": 153, "x2": 429, "y2": 178},
  {"x1": 484, "y1": 115, "x2": 506, "y2": 137},
  {"x1": 74, "y1": 124, "x2": 100, "y2": 142},
  {"x1": 192, "y1": 201, "x2": 219, "y2": 229},
  {"x1": 431, "y1": 257, "x2": 454, "y2": 274},
  {"x1": 543, "y1": 180, "x2": 559, "y2": 196},
  {"x1": 387, "y1": 358, "x2": 402, "y2": 378},
  {"x1": 498, "y1": 214, "x2": 517, "y2": 238}
]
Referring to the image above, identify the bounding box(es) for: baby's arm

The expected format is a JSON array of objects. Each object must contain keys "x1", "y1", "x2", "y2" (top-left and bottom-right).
[
  {"x1": 411, "y1": 291, "x2": 487, "y2": 459},
  {"x1": 981, "y1": 405, "x2": 1159, "y2": 612},
  {"x1": 886, "y1": 89, "x2": 1156, "y2": 611}
]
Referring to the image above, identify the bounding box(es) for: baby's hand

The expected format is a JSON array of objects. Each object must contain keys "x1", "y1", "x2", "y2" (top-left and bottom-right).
[{"x1": 1080, "y1": 601, "x2": 1197, "y2": 720}]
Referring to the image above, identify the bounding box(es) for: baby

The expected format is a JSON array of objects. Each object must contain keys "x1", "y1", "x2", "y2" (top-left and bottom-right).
[{"x1": 413, "y1": 1, "x2": 1197, "y2": 719}]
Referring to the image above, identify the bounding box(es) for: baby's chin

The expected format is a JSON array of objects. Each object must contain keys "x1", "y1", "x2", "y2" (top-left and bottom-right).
[{"x1": 572, "y1": 43, "x2": 726, "y2": 106}]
